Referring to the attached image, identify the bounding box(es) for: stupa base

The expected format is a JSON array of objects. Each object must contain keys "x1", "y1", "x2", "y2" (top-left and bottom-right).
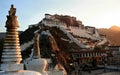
[
  {"x1": 0, "y1": 70, "x2": 41, "y2": 75},
  {"x1": 25, "y1": 58, "x2": 47, "y2": 74},
  {"x1": 1, "y1": 64, "x2": 23, "y2": 71}
]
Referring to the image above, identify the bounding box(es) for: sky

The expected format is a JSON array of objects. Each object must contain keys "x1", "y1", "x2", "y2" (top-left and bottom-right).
[{"x1": 1, "y1": 0, "x2": 120, "y2": 32}]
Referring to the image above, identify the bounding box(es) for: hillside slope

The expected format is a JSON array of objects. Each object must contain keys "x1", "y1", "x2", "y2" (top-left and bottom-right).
[{"x1": 98, "y1": 25, "x2": 120, "y2": 46}]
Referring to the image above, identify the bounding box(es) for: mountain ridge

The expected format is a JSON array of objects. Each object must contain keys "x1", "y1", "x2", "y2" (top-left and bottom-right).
[
  {"x1": 98, "y1": 25, "x2": 120, "y2": 46},
  {"x1": 109, "y1": 25, "x2": 120, "y2": 31}
]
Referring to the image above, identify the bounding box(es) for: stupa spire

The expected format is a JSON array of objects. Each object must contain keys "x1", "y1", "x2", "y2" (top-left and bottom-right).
[
  {"x1": 6, "y1": 4, "x2": 18, "y2": 28},
  {"x1": 0, "y1": 4, "x2": 23, "y2": 71},
  {"x1": 8, "y1": 4, "x2": 16, "y2": 16},
  {"x1": 33, "y1": 33, "x2": 41, "y2": 58}
]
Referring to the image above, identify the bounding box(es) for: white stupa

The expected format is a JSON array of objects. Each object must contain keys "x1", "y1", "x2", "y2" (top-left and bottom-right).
[
  {"x1": 0, "y1": 4, "x2": 41, "y2": 75},
  {"x1": 25, "y1": 32, "x2": 48, "y2": 75}
]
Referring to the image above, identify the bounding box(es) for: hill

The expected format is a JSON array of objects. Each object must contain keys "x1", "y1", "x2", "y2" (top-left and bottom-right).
[{"x1": 98, "y1": 25, "x2": 120, "y2": 46}]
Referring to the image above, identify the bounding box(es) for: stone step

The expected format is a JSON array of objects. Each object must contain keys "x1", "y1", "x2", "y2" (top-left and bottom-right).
[
  {"x1": 4, "y1": 43, "x2": 20, "y2": 45},
  {"x1": 2, "y1": 54, "x2": 22, "y2": 58},
  {"x1": 3, "y1": 49, "x2": 21, "y2": 51},
  {"x1": 3, "y1": 46, "x2": 20, "y2": 49},
  {"x1": 2, "y1": 52, "x2": 21, "y2": 54},
  {"x1": 1, "y1": 58, "x2": 22, "y2": 62},
  {"x1": 4, "y1": 40, "x2": 19, "y2": 43}
]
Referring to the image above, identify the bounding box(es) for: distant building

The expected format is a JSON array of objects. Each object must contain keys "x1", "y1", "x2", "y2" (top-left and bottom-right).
[
  {"x1": 45, "y1": 13, "x2": 52, "y2": 19},
  {"x1": 109, "y1": 46, "x2": 120, "y2": 55},
  {"x1": 109, "y1": 46, "x2": 120, "y2": 51},
  {"x1": 70, "y1": 50, "x2": 109, "y2": 64},
  {"x1": 108, "y1": 46, "x2": 120, "y2": 65},
  {"x1": 85, "y1": 26, "x2": 96, "y2": 34}
]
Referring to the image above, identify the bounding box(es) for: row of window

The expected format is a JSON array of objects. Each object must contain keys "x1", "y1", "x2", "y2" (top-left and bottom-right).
[{"x1": 73, "y1": 52, "x2": 106, "y2": 58}]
